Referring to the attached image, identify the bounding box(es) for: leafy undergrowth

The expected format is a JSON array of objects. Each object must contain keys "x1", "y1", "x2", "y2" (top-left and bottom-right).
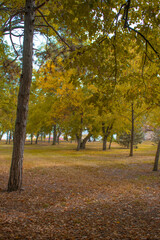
[{"x1": 0, "y1": 141, "x2": 159, "y2": 240}]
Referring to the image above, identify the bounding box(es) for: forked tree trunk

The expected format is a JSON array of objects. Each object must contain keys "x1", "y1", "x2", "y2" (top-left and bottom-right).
[
  {"x1": 8, "y1": 0, "x2": 35, "y2": 192},
  {"x1": 80, "y1": 133, "x2": 92, "y2": 149},
  {"x1": 153, "y1": 140, "x2": 160, "y2": 171}
]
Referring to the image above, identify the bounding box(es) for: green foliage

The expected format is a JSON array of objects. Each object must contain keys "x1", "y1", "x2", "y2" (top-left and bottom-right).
[{"x1": 117, "y1": 129, "x2": 144, "y2": 148}]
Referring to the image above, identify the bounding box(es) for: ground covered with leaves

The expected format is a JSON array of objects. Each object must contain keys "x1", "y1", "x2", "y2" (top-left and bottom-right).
[{"x1": 0, "y1": 142, "x2": 159, "y2": 239}]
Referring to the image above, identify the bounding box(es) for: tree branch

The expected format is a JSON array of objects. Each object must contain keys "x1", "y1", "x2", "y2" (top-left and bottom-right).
[
  {"x1": 34, "y1": 0, "x2": 49, "y2": 10},
  {"x1": 128, "y1": 26, "x2": 160, "y2": 59},
  {"x1": 9, "y1": 17, "x2": 19, "y2": 58},
  {"x1": 37, "y1": 9, "x2": 74, "y2": 51}
]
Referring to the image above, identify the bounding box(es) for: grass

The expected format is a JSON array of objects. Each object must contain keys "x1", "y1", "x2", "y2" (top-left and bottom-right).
[
  {"x1": 0, "y1": 140, "x2": 157, "y2": 171},
  {"x1": 0, "y1": 140, "x2": 159, "y2": 239}
]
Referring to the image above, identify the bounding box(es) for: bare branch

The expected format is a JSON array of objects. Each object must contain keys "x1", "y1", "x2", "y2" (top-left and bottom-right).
[
  {"x1": 34, "y1": 0, "x2": 49, "y2": 10},
  {"x1": 9, "y1": 17, "x2": 19, "y2": 58},
  {"x1": 98, "y1": 3, "x2": 126, "y2": 44},
  {"x1": 123, "y1": 0, "x2": 131, "y2": 28},
  {"x1": 134, "y1": 106, "x2": 152, "y2": 120},
  {"x1": 36, "y1": 9, "x2": 74, "y2": 51},
  {"x1": 128, "y1": 26, "x2": 160, "y2": 60}
]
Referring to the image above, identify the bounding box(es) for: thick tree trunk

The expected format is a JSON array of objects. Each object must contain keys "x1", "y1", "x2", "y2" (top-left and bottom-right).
[
  {"x1": 103, "y1": 136, "x2": 107, "y2": 151},
  {"x1": 52, "y1": 125, "x2": 57, "y2": 145},
  {"x1": 129, "y1": 103, "x2": 134, "y2": 157},
  {"x1": 153, "y1": 140, "x2": 160, "y2": 171},
  {"x1": 8, "y1": 0, "x2": 35, "y2": 192},
  {"x1": 80, "y1": 133, "x2": 92, "y2": 149}
]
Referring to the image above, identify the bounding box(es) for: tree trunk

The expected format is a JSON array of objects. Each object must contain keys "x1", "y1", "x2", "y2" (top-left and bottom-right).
[
  {"x1": 153, "y1": 140, "x2": 160, "y2": 171},
  {"x1": 109, "y1": 135, "x2": 113, "y2": 149},
  {"x1": 8, "y1": 0, "x2": 35, "y2": 192},
  {"x1": 76, "y1": 134, "x2": 81, "y2": 151},
  {"x1": 48, "y1": 132, "x2": 51, "y2": 143},
  {"x1": 6, "y1": 131, "x2": 9, "y2": 144},
  {"x1": 0, "y1": 132, "x2": 4, "y2": 141},
  {"x1": 103, "y1": 136, "x2": 107, "y2": 151},
  {"x1": 9, "y1": 131, "x2": 12, "y2": 144},
  {"x1": 102, "y1": 122, "x2": 108, "y2": 151},
  {"x1": 129, "y1": 103, "x2": 134, "y2": 157},
  {"x1": 52, "y1": 125, "x2": 57, "y2": 145},
  {"x1": 80, "y1": 133, "x2": 92, "y2": 149},
  {"x1": 64, "y1": 134, "x2": 68, "y2": 141},
  {"x1": 35, "y1": 132, "x2": 39, "y2": 144},
  {"x1": 76, "y1": 113, "x2": 83, "y2": 151},
  {"x1": 57, "y1": 132, "x2": 61, "y2": 144},
  {"x1": 31, "y1": 133, "x2": 33, "y2": 145}
]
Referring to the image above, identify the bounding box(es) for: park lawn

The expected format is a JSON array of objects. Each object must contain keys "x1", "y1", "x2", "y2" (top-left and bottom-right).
[{"x1": 0, "y1": 141, "x2": 159, "y2": 240}]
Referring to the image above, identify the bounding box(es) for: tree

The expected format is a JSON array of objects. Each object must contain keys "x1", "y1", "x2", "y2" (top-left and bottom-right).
[
  {"x1": 117, "y1": 129, "x2": 144, "y2": 149},
  {"x1": 7, "y1": 0, "x2": 35, "y2": 191},
  {"x1": 1, "y1": 0, "x2": 159, "y2": 191}
]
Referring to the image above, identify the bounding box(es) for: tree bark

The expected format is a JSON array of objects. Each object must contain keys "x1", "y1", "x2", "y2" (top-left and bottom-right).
[
  {"x1": 6, "y1": 131, "x2": 9, "y2": 144},
  {"x1": 35, "y1": 132, "x2": 39, "y2": 144},
  {"x1": 80, "y1": 133, "x2": 92, "y2": 149},
  {"x1": 9, "y1": 131, "x2": 11, "y2": 144},
  {"x1": 102, "y1": 122, "x2": 114, "y2": 151},
  {"x1": 52, "y1": 125, "x2": 57, "y2": 145},
  {"x1": 129, "y1": 103, "x2": 134, "y2": 156},
  {"x1": 103, "y1": 136, "x2": 107, "y2": 150},
  {"x1": 48, "y1": 132, "x2": 51, "y2": 143},
  {"x1": 109, "y1": 135, "x2": 113, "y2": 149},
  {"x1": 8, "y1": 0, "x2": 35, "y2": 192},
  {"x1": 153, "y1": 140, "x2": 160, "y2": 171},
  {"x1": 102, "y1": 122, "x2": 108, "y2": 151},
  {"x1": 76, "y1": 134, "x2": 81, "y2": 151},
  {"x1": 57, "y1": 132, "x2": 61, "y2": 144},
  {"x1": 31, "y1": 133, "x2": 33, "y2": 145},
  {"x1": 0, "y1": 132, "x2": 3, "y2": 140}
]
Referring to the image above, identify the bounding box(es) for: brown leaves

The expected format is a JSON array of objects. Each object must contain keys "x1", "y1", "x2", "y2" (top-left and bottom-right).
[{"x1": 0, "y1": 143, "x2": 160, "y2": 239}]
